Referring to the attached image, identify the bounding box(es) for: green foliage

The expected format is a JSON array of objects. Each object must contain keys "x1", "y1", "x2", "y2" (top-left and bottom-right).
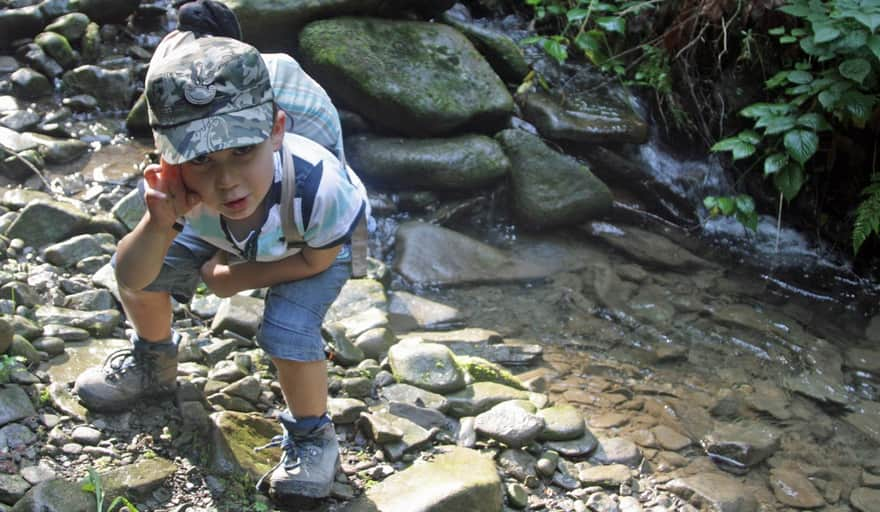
[
  {"x1": 704, "y1": 194, "x2": 759, "y2": 231},
  {"x1": 710, "y1": 0, "x2": 880, "y2": 252},
  {"x1": 82, "y1": 468, "x2": 140, "y2": 512},
  {"x1": 854, "y1": 175, "x2": 880, "y2": 253},
  {"x1": 0, "y1": 354, "x2": 20, "y2": 384}
]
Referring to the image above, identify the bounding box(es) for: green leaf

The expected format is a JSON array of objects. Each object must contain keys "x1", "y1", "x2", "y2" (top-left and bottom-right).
[
  {"x1": 574, "y1": 30, "x2": 606, "y2": 64},
  {"x1": 841, "y1": 90, "x2": 877, "y2": 124},
  {"x1": 542, "y1": 38, "x2": 568, "y2": 64},
  {"x1": 757, "y1": 115, "x2": 797, "y2": 134},
  {"x1": 718, "y1": 197, "x2": 736, "y2": 215},
  {"x1": 736, "y1": 210, "x2": 760, "y2": 231},
  {"x1": 812, "y1": 22, "x2": 841, "y2": 43},
  {"x1": 764, "y1": 152, "x2": 790, "y2": 175},
  {"x1": 797, "y1": 112, "x2": 831, "y2": 131},
  {"x1": 703, "y1": 196, "x2": 718, "y2": 209},
  {"x1": 596, "y1": 16, "x2": 626, "y2": 33},
  {"x1": 787, "y1": 70, "x2": 814, "y2": 84},
  {"x1": 768, "y1": 26, "x2": 787, "y2": 35},
  {"x1": 854, "y1": 12, "x2": 880, "y2": 31},
  {"x1": 779, "y1": 4, "x2": 811, "y2": 17},
  {"x1": 739, "y1": 130, "x2": 762, "y2": 144},
  {"x1": 740, "y1": 102, "x2": 793, "y2": 118},
  {"x1": 784, "y1": 129, "x2": 819, "y2": 164},
  {"x1": 779, "y1": 36, "x2": 798, "y2": 44},
  {"x1": 818, "y1": 89, "x2": 840, "y2": 109},
  {"x1": 839, "y1": 58, "x2": 871, "y2": 84},
  {"x1": 711, "y1": 137, "x2": 756, "y2": 160},
  {"x1": 566, "y1": 8, "x2": 591, "y2": 22},
  {"x1": 773, "y1": 163, "x2": 806, "y2": 201},
  {"x1": 766, "y1": 71, "x2": 791, "y2": 88},
  {"x1": 869, "y1": 35, "x2": 880, "y2": 61},
  {"x1": 735, "y1": 194, "x2": 756, "y2": 214}
]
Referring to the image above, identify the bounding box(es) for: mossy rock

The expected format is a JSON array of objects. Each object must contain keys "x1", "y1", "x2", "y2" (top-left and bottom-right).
[{"x1": 456, "y1": 355, "x2": 524, "y2": 390}]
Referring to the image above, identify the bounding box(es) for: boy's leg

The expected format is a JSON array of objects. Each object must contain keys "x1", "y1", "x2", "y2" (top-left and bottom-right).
[
  {"x1": 256, "y1": 255, "x2": 351, "y2": 499},
  {"x1": 74, "y1": 227, "x2": 213, "y2": 412}
]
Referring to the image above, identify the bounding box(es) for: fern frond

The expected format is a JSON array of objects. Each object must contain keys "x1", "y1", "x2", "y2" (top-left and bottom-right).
[{"x1": 853, "y1": 175, "x2": 880, "y2": 254}]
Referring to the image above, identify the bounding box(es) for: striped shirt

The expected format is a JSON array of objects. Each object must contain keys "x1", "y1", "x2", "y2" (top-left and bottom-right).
[{"x1": 183, "y1": 133, "x2": 366, "y2": 262}]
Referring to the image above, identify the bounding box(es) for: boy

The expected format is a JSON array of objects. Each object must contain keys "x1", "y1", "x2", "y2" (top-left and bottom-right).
[{"x1": 73, "y1": 35, "x2": 366, "y2": 500}]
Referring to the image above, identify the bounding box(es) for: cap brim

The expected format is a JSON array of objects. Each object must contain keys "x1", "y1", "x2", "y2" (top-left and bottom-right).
[{"x1": 153, "y1": 102, "x2": 274, "y2": 164}]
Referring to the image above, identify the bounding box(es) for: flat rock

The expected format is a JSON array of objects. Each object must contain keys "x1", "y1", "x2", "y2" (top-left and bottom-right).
[
  {"x1": 664, "y1": 473, "x2": 758, "y2": 512},
  {"x1": 769, "y1": 468, "x2": 824, "y2": 508}
]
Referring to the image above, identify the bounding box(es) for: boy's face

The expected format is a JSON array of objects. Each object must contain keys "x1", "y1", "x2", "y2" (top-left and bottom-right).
[{"x1": 179, "y1": 110, "x2": 285, "y2": 221}]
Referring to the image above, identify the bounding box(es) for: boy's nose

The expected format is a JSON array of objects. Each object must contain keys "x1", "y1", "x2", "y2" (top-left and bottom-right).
[{"x1": 215, "y1": 167, "x2": 238, "y2": 188}]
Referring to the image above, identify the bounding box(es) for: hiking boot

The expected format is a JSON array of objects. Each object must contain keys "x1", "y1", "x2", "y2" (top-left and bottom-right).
[
  {"x1": 73, "y1": 333, "x2": 179, "y2": 412},
  {"x1": 256, "y1": 413, "x2": 340, "y2": 499}
]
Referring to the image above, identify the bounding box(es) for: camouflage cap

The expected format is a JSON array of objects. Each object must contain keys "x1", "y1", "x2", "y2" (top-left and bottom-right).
[{"x1": 145, "y1": 35, "x2": 274, "y2": 164}]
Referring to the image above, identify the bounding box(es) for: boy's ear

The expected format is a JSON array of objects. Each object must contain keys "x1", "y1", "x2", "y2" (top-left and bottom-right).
[{"x1": 270, "y1": 110, "x2": 286, "y2": 150}]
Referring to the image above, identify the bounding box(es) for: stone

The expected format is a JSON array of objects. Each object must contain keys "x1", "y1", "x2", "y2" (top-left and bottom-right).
[
  {"x1": 445, "y1": 381, "x2": 530, "y2": 417},
  {"x1": 651, "y1": 425, "x2": 691, "y2": 451},
  {"x1": 474, "y1": 400, "x2": 545, "y2": 448},
  {"x1": 209, "y1": 411, "x2": 282, "y2": 479},
  {"x1": 387, "y1": 339, "x2": 465, "y2": 394},
  {"x1": 851, "y1": 487, "x2": 880, "y2": 512},
  {"x1": 353, "y1": 327, "x2": 396, "y2": 361},
  {"x1": 590, "y1": 438, "x2": 643, "y2": 467},
  {"x1": 0, "y1": 473, "x2": 30, "y2": 505},
  {"x1": 545, "y1": 431, "x2": 600, "y2": 458},
  {"x1": 329, "y1": 397, "x2": 368, "y2": 424},
  {"x1": 497, "y1": 128, "x2": 613, "y2": 229},
  {"x1": 221, "y1": 376, "x2": 262, "y2": 403},
  {"x1": 668, "y1": 473, "x2": 759, "y2": 512},
  {"x1": 577, "y1": 464, "x2": 632, "y2": 487},
  {"x1": 41, "y1": 234, "x2": 105, "y2": 268},
  {"x1": 496, "y1": 448, "x2": 538, "y2": 483},
  {"x1": 299, "y1": 17, "x2": 513, "y2": 136},
  {"x1": 701, "y1": 422, "x2": 781, "y2": 471},
  {"x1": 5, "y1": 200, "x2": 91, "y2": 249},
  {"x1": 379, "y1": 383, "x2": 450, "y2": 412},
  {"x1": 45, "y1": 13, "x2": 91, "y2": 41},
  {"x1": 324, "y1": 322, "x2": 364, "y2": 366},
  {"x1": 61, "y1": 66, "x2": 134, "y2": 110},
  {"x1": 768, "y1": 468, "x2": 825, "y2": 508},
  {"x1": 440, "y1": 7, "x2": 530, "y2": 83},
  {"x1": 0, "y1": 385, "x2": 36, "y2": 427},
  {"x1": 0, "y1": 423, "x2": 35, "y2": 449},
  {"x1": 34, "y1": 306, "x2": 120, "y2": 337},
  {"x1": 339, "y1": 446, "x2": 502, "y2": 511},
  {"x1": 8, "y1": 478, "x2": 96, "y2": 512},
  {"x1": 537, "y1": 405, "x2": 586, "y2": 441},
  {"x1": 210, "y1": 295, "x2": 263, "y2": 339}
]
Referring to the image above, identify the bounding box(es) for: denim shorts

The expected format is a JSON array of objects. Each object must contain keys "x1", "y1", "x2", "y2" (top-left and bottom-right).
[{"x1": 131, "y1": 225, "x2": 351, "y2": 362}]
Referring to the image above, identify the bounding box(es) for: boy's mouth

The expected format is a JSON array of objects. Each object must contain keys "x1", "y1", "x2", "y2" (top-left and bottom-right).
[{"x1": 224, "y1": 197, "x2": 248, "y2": 211}]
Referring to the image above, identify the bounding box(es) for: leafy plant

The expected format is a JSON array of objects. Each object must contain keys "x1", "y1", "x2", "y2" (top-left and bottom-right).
[
  {"x1": 854, "y1": 174, "x2": 880, "y2": 253},
  {"x1": 0, "y1": 354, "x2": 19, "y2": 384},
  {"x1": 82, "y1": 468, "x2": 140, "y2": 512},
  {"x1": 710, "y1": 0, "x2": 880, "y2": 250},
  {"x1": 704, "y1": 194, "x2": 759, "y2": 231}
]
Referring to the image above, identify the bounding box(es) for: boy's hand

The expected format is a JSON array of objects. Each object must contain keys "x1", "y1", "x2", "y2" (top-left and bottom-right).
[
  {"x1": 143, "y1": 159, "x2": 201, "y2": 228},
  {"x1": 200, "y1": 251, "x2": 235, "y2": 297}
]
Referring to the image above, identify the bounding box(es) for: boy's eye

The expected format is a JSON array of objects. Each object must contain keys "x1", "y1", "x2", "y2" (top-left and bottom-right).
[
  {"x1": 189, "y1": 154, "x2": 210, "y2": 165},
  {"x1": 233, "y1": 145, "x2": 255, "y2": 156}
]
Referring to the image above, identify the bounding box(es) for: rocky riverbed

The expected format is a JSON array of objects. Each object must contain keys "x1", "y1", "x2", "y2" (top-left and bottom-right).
[{"x1": 1, "y1": 0, "x2": 880, "y2": 511}]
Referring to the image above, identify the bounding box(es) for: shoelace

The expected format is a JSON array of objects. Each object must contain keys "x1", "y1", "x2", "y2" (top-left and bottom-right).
[
  {"x1": 254, "y1": 434, "x2": 299, "y2": 491},
  {"x1": 101, "y1": 348, "x2": 157, "y2": 384}
]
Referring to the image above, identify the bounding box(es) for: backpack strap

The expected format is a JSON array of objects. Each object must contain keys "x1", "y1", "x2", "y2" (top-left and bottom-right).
[{"x1": 279, "y1": 147, "x2": 306, "y2": 247}]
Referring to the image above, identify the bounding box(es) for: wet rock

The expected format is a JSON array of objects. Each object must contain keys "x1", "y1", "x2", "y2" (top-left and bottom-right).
[
  {"x1": 340, "y1": 446, "x2": 502, "y2": 511},
  {"x1": 300, "y1": 17, "x2": 513, "y2": 136},
  {"x1": 651, "y1": 425, "x2": 691, "y2": 451},
  {"x1": 545, "y1": 430, "x2": 599, "y2": 458},
  {"x1": 440, "y1": 6, "x2": 530, "y2": 83},
  {"x1": 844, "y1": 400, "x2": 880, "y2": 445},
  {"x1": 745, "y1": 380, "x2": 792, "y2": 421},
  {"x1": 6, "y1": 315, "x2": 42, "y2": 341},
  {"x1": 61, "y1": 66, "x2": 134, "y2": 110},
  {"x1": 21, "y1": 132, "x2": 89, "y2": 164},
  {"x1": 769, "y1": 468, "x2": 824, "y2": 508},
  {"x1": 445, "y1": 381, "x2": 530, "y2": 417},
  {"x1": 0, "y1": 385, "x2": 36, "y2": 427},
  {"x1": 354, "y1": 327, "x2": 396, "y2": 361},
  {"x1": 210, "y1": 295, "x2": 263, "y2": 339},
  {"x1": 10, "y1": 68, "x2": 52, "y2": 99},
  {"x1": 0, "y1": 317, "x2": 13, "y2": 354},
  {"x1": 5, "y1": 200, "x2": 92, "y2": 249},
  {"x1": 845, "y1": 347, "x2": 880, "y2": 374},
  {"x1": 701, "y1": 422, "x2": 781, "y2": 473},
  {"x1": 1, "y1": 110, "x2": 40, "y2": 132},
  {"x1": 42, "y1": 234, "x2": 106, "y2": 267},
  {"x1": 346, "y1": 133, "x2": 509, "y2": 191},
  {"x1": 0, "y1": 422, "x2": 35, "y2": 449},
  {"x1": 32, "y1": 336, "x2": 65, "y2": 356},
  {"x1": 35, "y1": 306, "x2": 120, "y2": 337},
  {"x1": 588, "y1": 222, "x2": 714, "y2": 270},
  {"x1": 394, "y1": 221, "x2": 551, "y2": 286},
  {"x1": 589, "y1": 412, "x2": 629, "y2": 429},
  {"x1": 326, "y1": 278, "x2": 388, "y2": 323},
  {"x1": 99, "y1": 457, "x2": 177, "y2": 504},
  {"x1": 34, "y1": 32, "x2": 78, "y2": 70},
  {"x1": 474, "y1": 400, "x2": 545, "y2": 448},
  {"x1": 45, "y1": 13, "x2": 91, "y2": 42},
  {"x1": 783, "y1": 371, "x2": 851, "y2": 406},
  {"x1": 388, "y1": 339, "x2": 466, "y2": 394},
  {"x1": 664, "y1": 472, "x2": 757, "y2": 512},
  {"x1": 388, "y1": 290, "x2": 464, "y2": 331},
  {"x1": 69, "y1": 0, "x2": 140, "y2": 24},
  {"x1": 577, "y1": 463, "x2": 632, "y2": 487},
  {"x1": 378, "y1": 382, "x2": 450, "y2": 412},
  {"x1": 0, "y1": 6, "x2": 45, "y2": 50},
  {"x1": 0, "y1": 282, "x2": 39, "y2": 307},
  {"x1": 851, "y1": 487, "x2": 880, "y2": 512},
  {"x1": 8, "y1": 335, "x2": 40, "y2": 364},
  {"x1": 590, "y1": 437, "x2": 642, "y2": 467},
  {"x1": 497, "y1": 128, "x2": 612, "y2": 229},
  {"x1": 520, "y1": 89, "x2": 648, "y2": 145},
  {"x1": 46, "y1": 382, "x2": 88, "y2": 421},
  {"x1": 536, "y1": 404, "x2": 585, "y2": 441},
  {"x1": 70, "y1": 425, "x2": 101, "y2": 446},
  {"x1": 209, "y1": 411, "x2": 281, "y2": 479}
]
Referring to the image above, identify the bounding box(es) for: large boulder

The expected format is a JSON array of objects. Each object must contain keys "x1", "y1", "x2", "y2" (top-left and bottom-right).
[
  {"x1": 496, "y1": 129, "x2": 612, "y2": 229},
  {"x1": 299, "y1": 17, "x2": 513, "y2": 136},
  {"x1": 68, "y1": 0, "x2": 140, "y2": 24},
  {"x1": 345, "y1": 133, "x2": 509, "y2": 191},
  {"x1": 520, "y1": 90, "x2": 648, "y2": 145}
]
